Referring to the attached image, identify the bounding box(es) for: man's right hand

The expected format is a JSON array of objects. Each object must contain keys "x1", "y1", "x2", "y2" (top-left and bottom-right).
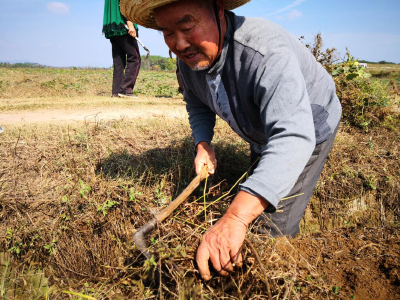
[{"x1": 195, "y1": 142, "x2": 217, "y2": 175}]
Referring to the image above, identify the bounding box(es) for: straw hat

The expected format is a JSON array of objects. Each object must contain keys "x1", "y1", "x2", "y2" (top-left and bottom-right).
[{"x1": 120, "y1": 0, "x2": 250, "y2": 29}]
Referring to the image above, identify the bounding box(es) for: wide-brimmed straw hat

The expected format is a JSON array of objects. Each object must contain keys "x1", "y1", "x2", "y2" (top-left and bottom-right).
[{"x1": 120, "y1": 0, "x2": 250, "y2": 29}]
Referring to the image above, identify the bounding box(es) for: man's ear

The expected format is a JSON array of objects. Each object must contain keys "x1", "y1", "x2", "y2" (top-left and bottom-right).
[{"x1": 216, "y1": 0, "x2": 225, "y2": 19}]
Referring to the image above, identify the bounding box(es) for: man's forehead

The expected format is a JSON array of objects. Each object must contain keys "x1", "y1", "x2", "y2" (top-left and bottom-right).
[
  {"x1": 156, "y1": 13, "x2": 195, "y2": 30},
  {"x1": 155, "y1": 1, "x2": 207, "y2": 30},
  {"x1": 176, "y1": 15, "x2": 193, "y2": 25}
]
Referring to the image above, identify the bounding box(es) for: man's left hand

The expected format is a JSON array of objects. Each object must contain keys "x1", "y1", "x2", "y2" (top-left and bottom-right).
[
  {"x1": 196, "y1": 191, "x2": 270, "y2": 280},
  {"x1": 196, "y1": 213, "x2": 246, "y2": 280}
]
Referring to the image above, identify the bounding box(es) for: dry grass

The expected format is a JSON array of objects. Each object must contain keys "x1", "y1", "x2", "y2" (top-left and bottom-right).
[
  {"x1": 1, "y1": 116, "x2": 399, "y2": 299},
  {"x1": 0, "y1": 68, "x2": 180, "y2": 101},
  {"x1": 0, "y1": 67, "x2": 399, "y2": 299}
]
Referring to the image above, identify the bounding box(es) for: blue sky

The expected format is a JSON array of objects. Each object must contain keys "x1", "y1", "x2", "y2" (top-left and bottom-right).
[{"x1": 0, "y1": 0, "x2": 399, "y2": 67}]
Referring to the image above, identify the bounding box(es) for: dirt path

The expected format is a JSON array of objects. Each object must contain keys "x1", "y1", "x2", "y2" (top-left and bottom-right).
[{"x1": 0, "y1": 106, "x2": 188, "y2": 124}]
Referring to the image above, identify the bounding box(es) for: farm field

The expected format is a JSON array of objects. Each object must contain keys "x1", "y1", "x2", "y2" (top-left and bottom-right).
[{"x1": 0, "y1": 66, "x2": 399, "y2": 299}]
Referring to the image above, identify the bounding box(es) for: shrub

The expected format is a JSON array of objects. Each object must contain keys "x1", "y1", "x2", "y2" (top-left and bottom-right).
[
  {"x1": 331, "y1": 50, "x2": 392, "y2": 130},
  {"x1": 303, "y1": 35, "x2": 394, "y2": 130}
]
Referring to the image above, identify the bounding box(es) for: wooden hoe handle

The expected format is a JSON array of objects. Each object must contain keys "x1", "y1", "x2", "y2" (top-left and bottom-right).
[
  {"x1": 133, "y1": 166, "x2": 209, "y2": 259},
  {"x1": 156, "y1": 166, "x2": 209, "y2": 222}
]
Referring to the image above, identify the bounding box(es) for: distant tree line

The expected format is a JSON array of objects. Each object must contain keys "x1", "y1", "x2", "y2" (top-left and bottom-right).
[
  {"x1": 1, "y1": 56, "x2": 179, "y2": 71},
  {"x1": 0, "y1": 62, "x2": 109, "y2": 70},
  {"x1": 358, "y1": 60, "x2": 399, "y2": 65},
  {"x1": 140, "y1": 55, "x2": 177, "y2": 71},
  {"x1": 1, "y1": 57, "x2": 398, "y2": 70},
  {"x1": 0, "y1": 62, "x2": 45, "y2": 68}
]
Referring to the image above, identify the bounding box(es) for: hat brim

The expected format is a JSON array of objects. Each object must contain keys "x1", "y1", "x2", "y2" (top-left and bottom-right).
[{"x1": 120, "y1": 0, "x2": 250, "y2": 29}]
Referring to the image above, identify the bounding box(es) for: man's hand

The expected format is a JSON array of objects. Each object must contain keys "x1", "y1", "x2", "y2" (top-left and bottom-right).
[
  {"x1": 195, "y1": 142, "x2": 217, "y2": 175},
  {"x1": 127, "y1": 21, "x2": 137, "y2": 38},
  {"x1": 196, "y1": 191, "x2": 269, "y2": 280},
  {"x1": 196, "y1": 212, "x2": 246, "y2": 280}
]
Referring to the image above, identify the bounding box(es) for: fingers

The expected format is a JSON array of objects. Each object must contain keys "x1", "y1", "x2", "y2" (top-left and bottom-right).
[
  {"x1": 207, "y1": 158, "x2": 217, "y2": 174},
  {"x1": 232, "y1": 252, "x2": 243, "y2": 268},
  {"x1": 196, "y1": 223, "x2": 245, "y2": 281},
  {"x1": 197, "y1": 239, "x2": 237, "y2": 280},
  {"x1": 196, "y1": 242, "x2": 211, "y2": 281},
  {"x1": 195, "y1": 161, "x2": 205, "y2": 175},
  {"x1": 128, "y1": 29, "x2": 136, "y2": 37},
  {"x1": 196, "y1": 158, "x2": 216, "y2": 175},
  {"x1": 209, "y1": 247, "x2": 231, "y2": 277},
  {"x1": 194, "y1": 143, "x2": 217, "y2": 175}
]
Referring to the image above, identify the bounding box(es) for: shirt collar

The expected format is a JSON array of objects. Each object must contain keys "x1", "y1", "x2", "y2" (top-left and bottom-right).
[{"x1": 206, "y1": 11, "x2": 233, "y2": 75}]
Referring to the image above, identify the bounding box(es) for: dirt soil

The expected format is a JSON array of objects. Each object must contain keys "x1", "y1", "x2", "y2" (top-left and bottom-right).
[
  {"x1": 289, "y1": 227, "x2": 400, "y2": 300},
  {"x1": 0, "y1": 106, "x2": 187, "y2": 124}
]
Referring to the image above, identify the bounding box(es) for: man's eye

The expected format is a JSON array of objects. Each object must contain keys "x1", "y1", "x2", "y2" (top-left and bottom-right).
[{"x1": 163, "y1": 32, "x2": 173, "y2": 38}]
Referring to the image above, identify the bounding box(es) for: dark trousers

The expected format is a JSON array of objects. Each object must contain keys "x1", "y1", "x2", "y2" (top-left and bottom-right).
[
  {"x1": 109, "y1": 34, "x2": 141, "y2": 95},
  {"x1": 251, "y1": 123, "x2": 340, "y2": 237}
]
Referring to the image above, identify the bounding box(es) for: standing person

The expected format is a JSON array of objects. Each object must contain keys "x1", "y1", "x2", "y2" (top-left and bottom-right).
[
  {"x1": 103, "y1": 0, "x2": 141, "y2": 98},
  {"x1": 120, "y1": 0, "x2": 342, "y2": 281}
]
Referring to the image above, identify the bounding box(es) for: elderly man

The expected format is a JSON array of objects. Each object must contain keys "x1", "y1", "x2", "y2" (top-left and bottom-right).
[{"x1": 121, "y1": 0, "x2": 342, "y2": 281}]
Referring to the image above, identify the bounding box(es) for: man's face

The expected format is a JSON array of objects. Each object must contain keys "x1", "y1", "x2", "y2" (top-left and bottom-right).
[{"x1": 154, "y1": 0, "x2": 221, "y2": 71}]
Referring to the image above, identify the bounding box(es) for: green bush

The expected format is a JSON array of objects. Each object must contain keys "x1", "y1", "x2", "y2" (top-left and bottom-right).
[
  {"x1": 302, "y1": 35, "x2": 394, "y2": 130},
  {"x1": 331, "y1": 51, "x2": 392, "y2": 130}
]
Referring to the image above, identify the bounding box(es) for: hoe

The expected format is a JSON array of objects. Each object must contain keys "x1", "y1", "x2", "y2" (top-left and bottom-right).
[
  {"x1": 124, "y1": 24, "x2": 150, "y2": 59},
  {"x1": 133, "y1": 166, "x2": 209, "y2": 259}
]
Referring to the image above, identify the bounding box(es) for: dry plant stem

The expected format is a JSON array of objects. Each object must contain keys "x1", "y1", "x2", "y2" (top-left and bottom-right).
[
  {"x1": 203, "y1": 175, "x2": 208, "y2": 222},
  {"x1": 172, "y1": 216, "x2": 207, "y2": 230},
  {"x1": 159, "y1": 255, "x2": 163, "y2": 300},
  {"x1": 193, "y1": 170, "x2": 249, "y2": 217},
  {"x1": 281, "y1": 281, "x2": 292, "y2": 300},
  {"x1": 244, "y1": 237, "x2": 273, "y2": 300}
]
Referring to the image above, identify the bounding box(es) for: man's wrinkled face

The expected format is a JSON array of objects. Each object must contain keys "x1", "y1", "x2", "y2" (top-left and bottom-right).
[{"x1": 154, "y1": 0, "x2": 220, "y2": 71}]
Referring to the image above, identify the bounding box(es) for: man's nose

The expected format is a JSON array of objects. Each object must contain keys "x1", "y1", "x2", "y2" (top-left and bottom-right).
[{"x1": 175, "y1": 32, "x2": 191, "y2": 52}]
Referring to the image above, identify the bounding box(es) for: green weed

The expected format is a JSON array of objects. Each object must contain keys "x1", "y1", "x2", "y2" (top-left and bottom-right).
[
  {"x1": 332, "y1": 286, "x2": 340, "y2": 294},
  {"x1": 129, "y1": 188, "x2": 143, "y2": 202},
  {"x1": 97, "y1": 199, "x2": 120, "y2": 216},
  {"x1": 43, "y1": 239, "x2": 58, "y2": 255},
  {"x1": 79, "y1": 180, "x2": 91, "y2": 199}
]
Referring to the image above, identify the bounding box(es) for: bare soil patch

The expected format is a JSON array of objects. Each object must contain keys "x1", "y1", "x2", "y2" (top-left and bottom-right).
[{"x1": 0, "y1": 105, "x2": 187, "y2": 124}]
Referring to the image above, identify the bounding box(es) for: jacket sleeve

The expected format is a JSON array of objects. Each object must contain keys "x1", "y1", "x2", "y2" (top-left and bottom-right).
[
  {"x1": 179, "y1": 62, "x2": 216, "y2": 147},
  {"x1": 239, "y1": 46, "x2": 316, "y2": 211}
]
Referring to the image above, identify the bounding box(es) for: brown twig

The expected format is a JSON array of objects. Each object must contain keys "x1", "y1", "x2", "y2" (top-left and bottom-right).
[
  {"x1": 244, "y1": 237, "x2": 273, "y2": 300},
  {"x1": 159, "y1": 254, "x2": 163, "y2": 300}
]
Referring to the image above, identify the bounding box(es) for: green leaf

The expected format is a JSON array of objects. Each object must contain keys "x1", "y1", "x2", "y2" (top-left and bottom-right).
[
  {"x1": 332, "y1": 286, "x2": 340, "y2": 294},
  {"x1": 331, "y1": 69, "x2": 339, "y2": 76},
  {"x1": 346, "y1": 73, "x2": 359, "y2": 80}
]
